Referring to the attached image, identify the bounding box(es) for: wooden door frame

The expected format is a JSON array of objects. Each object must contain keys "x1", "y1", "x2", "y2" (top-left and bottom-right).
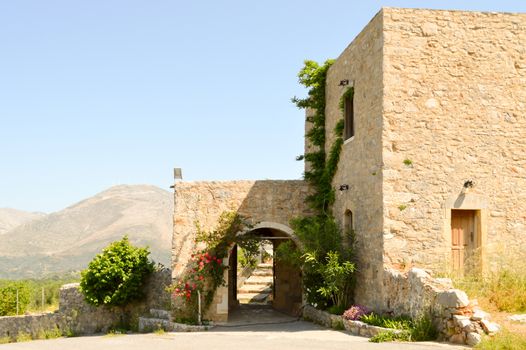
[{"x1": 444, "y1": 193, "x2": 488, "y2": 273}]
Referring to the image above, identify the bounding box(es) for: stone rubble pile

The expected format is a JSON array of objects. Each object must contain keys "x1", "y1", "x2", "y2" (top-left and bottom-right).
[{"x1": 437, "y1": 289, "x2": 499, "y2": 346}]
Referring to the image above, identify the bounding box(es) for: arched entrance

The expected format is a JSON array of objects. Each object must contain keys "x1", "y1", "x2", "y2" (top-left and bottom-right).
[{"x1": 227, "y1": 222, "x2": 303, "y2": 318}]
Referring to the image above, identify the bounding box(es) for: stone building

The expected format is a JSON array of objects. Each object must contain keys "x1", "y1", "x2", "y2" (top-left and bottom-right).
[
  {"x1": 325, "y1": 7, "x2": 526, "y2": 309},
  {"x1": 173, "y1": 7, "x2": 526, "y2": 317}
]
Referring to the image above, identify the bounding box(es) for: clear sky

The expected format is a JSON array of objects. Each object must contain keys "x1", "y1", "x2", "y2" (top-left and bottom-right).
[{"x1": 1, "y1": 0, "x2": 525, "y2": 213}]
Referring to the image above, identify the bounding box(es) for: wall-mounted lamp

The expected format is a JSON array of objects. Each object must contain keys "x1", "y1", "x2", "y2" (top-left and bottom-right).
[
  {"x1": 339, "y1": 79, "x2": 349, "y2": 86},
  {"x1": 339, "y1": 184, "x2": 349, "y2": 191},
  {"x1": 463, "y1": 180, "x2": 474, "y2": 189}
]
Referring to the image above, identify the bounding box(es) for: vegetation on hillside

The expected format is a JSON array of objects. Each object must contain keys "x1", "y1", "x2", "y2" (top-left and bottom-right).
[{"x1": 0, "y1": 275, "x2": 78, "y2": 316}]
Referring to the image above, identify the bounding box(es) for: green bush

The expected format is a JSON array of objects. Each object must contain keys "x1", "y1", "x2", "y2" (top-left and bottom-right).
[
  {"x1": 362, "y1": 313, "x2": 437, "y2": 342},
  {"x1": 360, "y1": 313, "x2": 412, "y2": 330},
  {"x1": 304, "y1": 250, "x2": 355, "y2": 310},
  {"x1": 409, "y1": 316, "x2": 438, "y2": 341},
  {"x1": 237, "y1": 247, "x2": 257, "y2": 269},
  {"x1": 370, "y1": 331, "x2": 410, "y2": 343},
  {"x1": 80, "y1": 236, "x2": 155, "y2": 306},
  {"x1": 0, "y1": 281, "x2": 31, "y2": 316},
  {"x1": 277, "y1": 215, "x2": 355, "y2": 310}
]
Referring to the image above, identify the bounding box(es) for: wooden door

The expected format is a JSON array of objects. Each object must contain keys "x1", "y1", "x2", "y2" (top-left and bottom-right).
[{"x1": 451, "y1": 210, "x2": 477, "y2": 274}]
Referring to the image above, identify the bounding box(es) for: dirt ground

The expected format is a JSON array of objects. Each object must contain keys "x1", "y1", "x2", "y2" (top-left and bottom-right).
[{"x1": 475, "y1": 298, "x2": 526, "y2": 336}]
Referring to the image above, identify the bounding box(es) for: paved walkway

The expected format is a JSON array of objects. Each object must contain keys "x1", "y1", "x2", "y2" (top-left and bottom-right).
[{"x1": 0, "y1": 321, "x2": 466, "y2": 350}]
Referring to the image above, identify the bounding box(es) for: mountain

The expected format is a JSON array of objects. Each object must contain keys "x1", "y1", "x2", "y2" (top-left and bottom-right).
[
  {"x1": 0, "y1": 185, "x2": 173, "y2": 279},
  {"x1": 0, "y1": 208, "x2": 45, "y2": 235}
]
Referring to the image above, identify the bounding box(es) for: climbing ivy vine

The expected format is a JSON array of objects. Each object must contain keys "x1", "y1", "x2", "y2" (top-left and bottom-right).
[{"x1": 285, "y1": 60, "x2": 356, "y2": 312}]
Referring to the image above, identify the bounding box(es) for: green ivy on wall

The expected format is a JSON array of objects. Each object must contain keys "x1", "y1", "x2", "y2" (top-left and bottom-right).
[{"x1": 288, "y1": 60, "x2": 356, "y2": 312}]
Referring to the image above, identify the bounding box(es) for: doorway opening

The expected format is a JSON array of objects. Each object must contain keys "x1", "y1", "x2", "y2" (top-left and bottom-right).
[
  {"x1": 227, "y1": 224, "x2": 302, "y2": 321},
  {"x1": 451, "y1": 209, "x2": 482, "y2": 275}
]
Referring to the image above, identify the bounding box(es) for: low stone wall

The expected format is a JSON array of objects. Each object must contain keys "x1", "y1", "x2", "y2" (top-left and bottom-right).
[
  {"x1": 0, "y1": 313, "x2": 65, "y2": 341},
  {"x1": 303, "y1": 305, "x2": 405, "y2": 338},
  {"x1": 304, "y1": 268, "x2": 500, "y2": 346},
  {"x1": 382, "y1": 267, "x2": 499, "y2": 346},
  {"x1": 0, "y1": 269, "x2": 171, "y2": 341},
  {"x1": 58, "y1": 268, "x2": 171, "y2": 335}
]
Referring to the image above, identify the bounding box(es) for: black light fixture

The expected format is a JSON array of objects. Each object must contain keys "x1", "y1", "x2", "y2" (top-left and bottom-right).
[
  {"x1": 463, "y1": 180, "x2": 474, "y2": 189},
  {"x1": 339, "y1": 184, "x2": 349, "y2": 191},
  {"x1": 339, "y1": 79, "x2": 349, "y2": 86}
]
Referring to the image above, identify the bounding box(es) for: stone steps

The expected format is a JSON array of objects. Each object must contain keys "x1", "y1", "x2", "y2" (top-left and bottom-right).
[
  {"x1": 243, "y1": 275, "x2": 273, "y2": 285},
  {"x1": 238, "y1": 285, "x2": 272, "y2": 294},
  {"x1": 252, "y1": 270, "x2": 272, "y2": 277},
  {"x1": 257, "y1": 263, "x2": 272, "y2": 269},
  {"x1": 237, "y1": 263, "x2": 273, "y2": 305},
  {"x1": 150, "y1": 308, "x2": 170, "y2": 320},
  {"x1": 237, "y1": 293, "x2": 270, "y2": 304}
]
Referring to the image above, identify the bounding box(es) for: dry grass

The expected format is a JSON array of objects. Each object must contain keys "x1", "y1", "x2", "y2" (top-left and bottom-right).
[
  {"x1": 475, "y1": 330, "x2": 526, "y2": 350},
  {"x1": 435, "y1": 247, "x2": 526, "y2": 345},
  {"x1": 438, "y1": 246, "x2": 526, "y2": 314}
]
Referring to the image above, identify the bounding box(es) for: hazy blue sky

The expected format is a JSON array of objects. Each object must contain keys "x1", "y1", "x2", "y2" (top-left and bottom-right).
[{"x1": 1, "y1": 0, "x2": 525, "y2": 212}]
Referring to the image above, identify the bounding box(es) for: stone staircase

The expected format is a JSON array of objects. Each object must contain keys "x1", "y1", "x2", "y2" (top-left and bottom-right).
[{"x1": 237, "y1": 263, "x2": 273, "y2": 305}]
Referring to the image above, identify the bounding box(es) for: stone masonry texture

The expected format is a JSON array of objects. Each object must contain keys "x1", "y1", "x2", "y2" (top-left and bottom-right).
[
  {"x1": 380, "y1": 7, "x2": 526, "y2": 271},
  {"x1": 324, "y1": 7, "x2": 526, "y2": 310},
  {"x1": 325, "y1": 10, "x2": 385, "y2": 310},
  {"x1": 171, "y1": 180, "x2": 311, "y2": 320}
]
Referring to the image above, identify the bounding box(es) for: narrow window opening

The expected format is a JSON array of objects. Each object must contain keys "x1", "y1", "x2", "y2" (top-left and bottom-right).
[
  {"x1": 344, "y1": 92, "x2": 354, "y2": 140},
  {"x1": 344, "y1": 209, "x2": 354, "y2": 233}
]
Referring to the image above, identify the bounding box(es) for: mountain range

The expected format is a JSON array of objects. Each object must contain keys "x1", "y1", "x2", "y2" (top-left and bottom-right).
[{"x1": 0, "y1": 185, "x2": 173, "y2": 279}]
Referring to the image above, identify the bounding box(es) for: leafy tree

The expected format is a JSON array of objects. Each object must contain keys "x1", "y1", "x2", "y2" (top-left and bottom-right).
[
  {"x1": 0, "y1": 281, "x2": 30, "y2": 316},
  {"x1": 304, "y1": 251, "x2": 355, "y2": 309},
  {"x1": 80, "y1": 236, "x2": 154, "y2": 307}
]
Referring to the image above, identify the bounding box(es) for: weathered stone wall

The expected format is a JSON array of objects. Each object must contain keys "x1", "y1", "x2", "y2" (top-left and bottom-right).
[
  {"x1": 324, "y1": 7, "x2": 526, "y2": 311},
  {"x1": 382, "y1": 267, "x2": 498, "y2": 345},
  {"x1": 0, "y1": 269, "x2": 171, "y2": 341},
  {"x1": 381, "y1": 8, "x2": 526, "y2": 271},
  {"x1": 304, "y1": 267, "x2": 499, "y2": 346},
  {"x1": 324, "y1": 11, "x2": 385, "y2": 309},
  {"x1": 58, "y1": 268, "x2": 171, "y2": 335},
  {"x1": 0, "y1": 313, "x2": 64, "y2": 341},
  {"x1": 172, "y1": 180, "x2": 311, "y2": 321}
]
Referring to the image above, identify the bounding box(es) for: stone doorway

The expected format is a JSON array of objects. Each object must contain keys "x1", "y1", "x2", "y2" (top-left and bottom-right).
[
  {"x1": 451, "y1": 209, "x2": 481, "y2": 275},
  {"x1": 227, "y1": 223, "x2": 303, "y2": 321}
]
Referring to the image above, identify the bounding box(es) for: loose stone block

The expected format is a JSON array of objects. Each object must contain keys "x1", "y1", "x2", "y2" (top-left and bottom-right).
[
  {"x1": 466, "y1": 332, "x2": 482, "y2": 346},
  {"x1": 437, "y1": 290, "x2": 470, "y2": 308},
  {"x1": 480, "y1": 319, "x2": 500, "y2": 334}
]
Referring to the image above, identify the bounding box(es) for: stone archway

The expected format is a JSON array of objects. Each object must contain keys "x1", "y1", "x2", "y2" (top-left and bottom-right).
[
  {"x1": 227, "y1": 221, "x2": 303, "y2": 317},
  {"x1": 172, "y1": 180, "x2": 312, "y2": 322}
]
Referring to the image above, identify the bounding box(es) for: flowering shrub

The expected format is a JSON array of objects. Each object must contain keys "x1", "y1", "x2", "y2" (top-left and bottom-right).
[
  {"x1": 343, "y1": 305, "x2": 370, "y2": 321},
  {"x1": 172, "y1": 251, "x2": 224, "y2": 302},
  {"x1": 170, "y1": 212, "x2": 258, "y2": 322}
]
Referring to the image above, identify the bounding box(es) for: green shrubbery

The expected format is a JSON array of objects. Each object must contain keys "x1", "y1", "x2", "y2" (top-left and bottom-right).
[
  {"x1": 0, "y1": 281, "x2": 30, "y2": 316},
  {"x1": 0, "y1": 275, "x2": 79, "y2": 314},
  {"x1": 363, "y1": 313, "x2": 437, "y2": 343},
  {"x1": 80, "y1": 236, "x2": 154, "y2": 307},
  {"x1": 284, "y1": 59, "x2": 356, "y2": 312},
  {"x1": 171, "y1": 212, "x2": 260, "y2": 321}
]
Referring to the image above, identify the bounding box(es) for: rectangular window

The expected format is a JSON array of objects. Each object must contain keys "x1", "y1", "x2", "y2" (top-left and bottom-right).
[{"x1": 344, "y1": 92, "x2": 354, "y2": 140}]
